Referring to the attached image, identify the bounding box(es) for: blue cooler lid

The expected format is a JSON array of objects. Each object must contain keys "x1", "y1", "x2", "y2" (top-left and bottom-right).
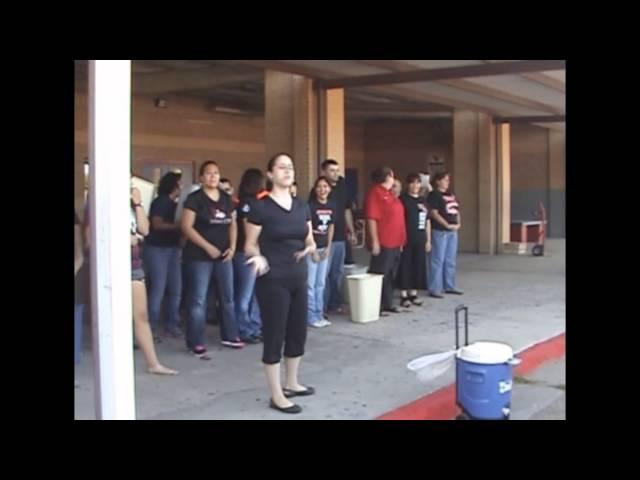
[{"x1": 457, "y1": 341, "x2": 513, "y2": 364}]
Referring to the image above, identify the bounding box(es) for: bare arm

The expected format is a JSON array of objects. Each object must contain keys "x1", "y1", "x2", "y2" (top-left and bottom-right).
[
  {"x1": 430, "y1": 210, "x2": 453, "y2": 230},
  {"x1": 244, "y1": 221, "x2": 262, "y2": 258},
  {"x1": 222, "y1": 212, "x2": 238, "y2": 262},
  {"x1": 366, "y1": 219, "x2": 381, "y2": 256},
  {"x1": 74, "y1": 224, "x2": 84, "y2": 276},
  {"x1": 345, "y1": 209, "x2": 356, "y2": 243},
  {"x1": 426, "y1": 219, "x2": 432, "y2": 252},
  {"x1": 294, "y1": 221, "x2": 317, "y2": 262},
  {"x1": 180, "y1": 209, "x2": 221, "y2": 259},
  {"x1": 151, "y1": 216, "x2": 180, "y2": 232},
  {"x1": 133, "y1": 205, "x2": 149, "y2": 236}
]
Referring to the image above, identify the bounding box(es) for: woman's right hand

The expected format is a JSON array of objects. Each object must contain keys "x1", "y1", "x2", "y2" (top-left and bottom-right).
[
  {"x1": 205, "y1": 244, "x2": 222, "y2": 259},
  {"x1": 131, "y1": 234, "x2": 139, "y2": 246},
  {"x1": 371, "y1": 241, "x2": 381, "y2": 256},
  {"x1": 246, "y1": 255, "x2": 270, "y2": 276}
]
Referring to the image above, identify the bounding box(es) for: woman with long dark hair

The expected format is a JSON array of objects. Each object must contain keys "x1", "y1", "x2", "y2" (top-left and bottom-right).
[
  {"x1": 144, "y1": 171, "x2": 183, "y2": 338},
  {"x1": 234, "y1": 168, "x2": 266, "y2": 344}
]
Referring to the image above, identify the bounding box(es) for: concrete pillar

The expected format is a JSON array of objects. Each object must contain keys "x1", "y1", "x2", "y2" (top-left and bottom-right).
[
  {"x1": 452, "y1": 111, "x2": 480, "y2": 253},
  {"x1": 453, "y1": 110, "x2": 500, "y2": 254},
  {"x1": 548, "y1": 130, "x2": 565, "y2": 238},
  {"x1": 497, "y1": 124, "x2": 512, "y2": 252},
  {"x1": 319, "y1": 88, "x2": 345, "y2": 171},
  {"x1": 478, "y1": 114, "x2": 497, "y2": 254},
  {"x1": 265, "y1": 70, "x2": 317, "y2": 196}
]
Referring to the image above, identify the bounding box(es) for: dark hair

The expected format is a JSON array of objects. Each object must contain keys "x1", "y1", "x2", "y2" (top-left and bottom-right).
[
  {"x1": 220, "y1": 178, "x2": 231, "y2": 184},
  {"x1": 157, "y1": 171, "x2": 182, "y2": 196},
  {"x1": 431, "y1": 171, "x2": 450, "y2": 189},
  {"x1": 199, "y1": 161, "x2": 219, "y2": 177},
  {"x1": 292, "y1": 181, "x2": 297, "y2": 186},
  {"x1": 267, "y1": 152, "x2": 293, "y2": 172},
  {"x1": 321, "y1": 159, "x2": 339, "y2": 171},
  {"x1": 309, "y1": 176, "x2": 332, "y2": 201},
  {"x1": 371, "y1": 167, "x2": 394, "y2": 184},
  {"x1": 238, "y1": 168, "x2": 265, "y2": 198},
  {"x1": 406, "y1": 173, "x2": 421, "y2": 185}
]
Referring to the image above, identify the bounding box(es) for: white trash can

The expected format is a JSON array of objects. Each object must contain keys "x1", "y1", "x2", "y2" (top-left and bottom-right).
[
  {"x1": 342, "y1": 264, "x2": 368, "y2": 304},
  {"x1": 346, "y1": 273, "x2": 383, "y2": 323}
]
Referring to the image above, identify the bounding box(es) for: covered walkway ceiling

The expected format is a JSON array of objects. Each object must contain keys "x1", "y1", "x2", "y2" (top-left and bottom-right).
[{"x1": 75, "y1": 60, "x2": 565, "y2": 129}]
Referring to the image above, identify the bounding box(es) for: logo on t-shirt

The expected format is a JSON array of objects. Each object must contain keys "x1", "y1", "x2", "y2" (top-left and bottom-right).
[
  {"x1": 209, "y1": 207, "x2": 232, "y2": 225},
  {"x1": 242, "y1": 203, "x2": 251, "y2": 213},
  {"x1": 314, "y1": 209, "x2": 333, "y2": 235},
  {"x1": 443, "y1": 194, "x2": 459, "y2": 216}
]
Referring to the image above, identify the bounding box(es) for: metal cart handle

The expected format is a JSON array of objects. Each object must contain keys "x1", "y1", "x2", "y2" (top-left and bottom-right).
[{"x1": 455, "y1": 304, "x2": 469, "y2": 350}]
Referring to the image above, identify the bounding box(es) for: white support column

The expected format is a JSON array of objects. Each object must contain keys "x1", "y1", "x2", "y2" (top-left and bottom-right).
[{"x1": 88, "y1": 60, "x2": 136, "y2": 420}]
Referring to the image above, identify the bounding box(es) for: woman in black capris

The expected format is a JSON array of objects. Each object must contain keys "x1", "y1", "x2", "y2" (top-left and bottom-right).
[{"x1": 244, "y1": 153, "x2": 317, "y2": 415}]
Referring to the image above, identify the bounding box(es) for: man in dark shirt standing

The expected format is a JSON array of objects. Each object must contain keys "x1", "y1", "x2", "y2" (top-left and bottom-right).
[{"x1": 313, "y1": 159, "x2": 357, "y2": 315}]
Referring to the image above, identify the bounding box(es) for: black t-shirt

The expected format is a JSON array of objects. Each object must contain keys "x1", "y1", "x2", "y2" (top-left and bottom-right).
[
  {"x1": 400, "y1": 193, "x2": 428, "y2": 244},
  {"x1": 183, "y1": 189, "x2": 235, "y2": 261},
  {"x1": 247, "y1": 196, "x2": 311, "y2": 279},
  {"x1": 308, "y1": 198, "x2": 335, "y2": 249},
  {"x1": 427, "y1": 190, "x2": 460, "y2": 231},
  {"x1": 236, "y1": 195, "x2": 256, "y2": 253},
  {"x1": 310, "y1": 176, "x2": 350, "y2": 242},
  {"x1": 145, "y1": 194, "x2": 180, "y2": 247}
]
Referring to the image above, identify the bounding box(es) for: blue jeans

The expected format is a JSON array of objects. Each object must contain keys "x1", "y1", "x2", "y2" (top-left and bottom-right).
[
  {"x1": 74, "y1": 304, "x2": 84, "y2": 365},
  {"x1": 428, "y1": 230, "x2": 458, "y2": 294},
  {"x1": 184, "y1": 259, "x2": 238, "y2": 350},
  {"x1": 233, "y1": 252, "x2": 262, "y2": 339},
  {"x1": 325, "y1": 240, "x2": 346, "y2": 311},
  {"x1": 143, "y1": 245, "x2": 182, "y2": 332},
  {"x1": 307, "y1": 250, "x2": 330, "y2": 324}
]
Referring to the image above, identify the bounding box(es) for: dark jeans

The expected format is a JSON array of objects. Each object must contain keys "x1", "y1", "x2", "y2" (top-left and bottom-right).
[
  {"x1": 369, "y1": 247, "x2": 402, "y2": 310},
  {"x1": 184, "y1": 259, "x2": 238, "y2": 351}
]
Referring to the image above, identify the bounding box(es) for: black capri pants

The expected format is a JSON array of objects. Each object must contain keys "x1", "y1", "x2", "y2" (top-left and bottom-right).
[{"x1": 255, "y1": 272, "x2": 308, "y2": 364}]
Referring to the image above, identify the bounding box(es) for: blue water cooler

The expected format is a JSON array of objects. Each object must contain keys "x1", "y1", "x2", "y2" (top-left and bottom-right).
[{"x1": 454, "y1": 305, "x2": 521, "y2": 420}]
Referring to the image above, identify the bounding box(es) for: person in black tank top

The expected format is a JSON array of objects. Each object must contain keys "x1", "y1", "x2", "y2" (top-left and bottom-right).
[{"x1": 245, "y1": 153, "x2": 317, "y2": 415}]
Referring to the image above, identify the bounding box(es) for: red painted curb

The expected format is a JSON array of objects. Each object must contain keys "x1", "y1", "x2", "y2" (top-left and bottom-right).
[{"x1": 377, "y1": 333, "x2": 566, "y2": 420}]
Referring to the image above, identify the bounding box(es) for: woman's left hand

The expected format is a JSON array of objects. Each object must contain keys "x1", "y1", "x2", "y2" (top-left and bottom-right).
[
  {"x1": 425, "y1": 242, "x2": 432, "y2": 253},
  {"x1": 293, "y1": 247, "x2": 312, "y2": 263}
]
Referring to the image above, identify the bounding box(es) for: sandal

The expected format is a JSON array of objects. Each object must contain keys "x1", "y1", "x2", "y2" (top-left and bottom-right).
[{"x1": 409, "y1": 295, "x2": 424, "y2": 306}]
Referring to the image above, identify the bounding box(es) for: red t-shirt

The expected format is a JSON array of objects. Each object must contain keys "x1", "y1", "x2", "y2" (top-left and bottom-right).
[{"x1": 365, "y1": 184, "x2": 406, "y2": 249}]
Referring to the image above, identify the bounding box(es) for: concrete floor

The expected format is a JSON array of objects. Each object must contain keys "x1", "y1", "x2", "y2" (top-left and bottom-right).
[{"x1": 74, "y1": 239, "x2": 565, "y2": 420}]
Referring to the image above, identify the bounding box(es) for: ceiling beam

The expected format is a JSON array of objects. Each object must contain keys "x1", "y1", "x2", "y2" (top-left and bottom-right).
[
  {"x1": 495, "y1": 115, "x2": 565, "y2": 124},
  {"x1": 358, "y1": 60, "x2": 563, "y2": 114},
  {"x1": 226, "y1": 60, "x2": 515, "y2": 114},
  {"x1": 321, "y1": 60, "x2": 566, "y2": 89},
  {"x1": 132, "y1": 68, "x2": 261, "y2": 95},
  {"x1": 480, "y1": 60, "x2": 566, "y2": 93}
]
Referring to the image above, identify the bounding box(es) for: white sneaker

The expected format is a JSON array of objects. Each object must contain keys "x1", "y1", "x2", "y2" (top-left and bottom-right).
[
  {"x1": 319, "y1": 319, "x2": 332, "y2": 327},
  {"x1": 310, "y1": 321, "x2": 327, "y2": 328}
]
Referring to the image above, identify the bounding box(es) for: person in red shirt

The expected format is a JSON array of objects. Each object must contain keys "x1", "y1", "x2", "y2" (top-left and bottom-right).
[{"x1": 365, "y1": 167, "x2": 407, "y2": 314}]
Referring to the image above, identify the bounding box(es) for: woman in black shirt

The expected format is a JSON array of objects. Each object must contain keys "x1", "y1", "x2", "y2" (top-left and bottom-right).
[
  {"x1": 307, "y1": 176, "x2": 335, "y2": 328},
  {"x1": 144, "y1": 171, "x2": 183, "y2": 338},
  {"x1": 234, "y1": 168, "x2": 266, "y2": 344},
  {"x1": 245, "y1": 153, "x2": 317, "y2": 414},
  {"x1": 181, "y1": 161, "x2": 242, "y2": 359},
  {"x1": 397, "y1": 173, "x2": 431, "y2": 307},
  {"x1": 427, "y1": 171, "x2": 463, "y2": 298}
]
